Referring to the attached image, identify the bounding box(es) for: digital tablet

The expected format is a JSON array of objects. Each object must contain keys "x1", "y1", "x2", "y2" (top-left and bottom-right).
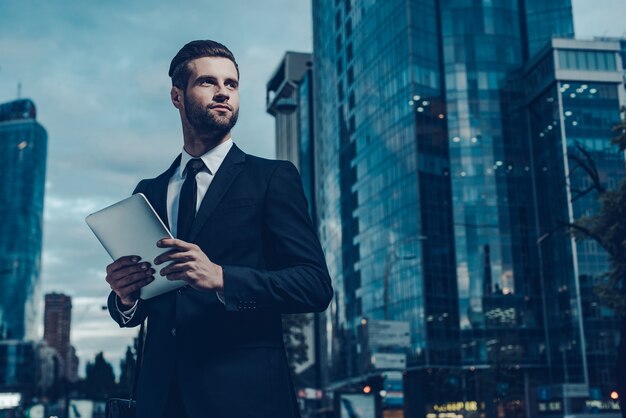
[{"x1": 85, "y1": 193, "x2": 185, "y2": 299}]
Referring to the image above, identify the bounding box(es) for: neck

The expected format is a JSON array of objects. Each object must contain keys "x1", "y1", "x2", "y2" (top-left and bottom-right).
[{"x1": 182, "y1": 124, "x2": 231, "y2": 157}]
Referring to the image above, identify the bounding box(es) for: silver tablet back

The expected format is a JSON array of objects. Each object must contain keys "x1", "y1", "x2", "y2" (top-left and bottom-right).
[{"x1": 85, "y1": 193, "x2": 185, "y2": 299}]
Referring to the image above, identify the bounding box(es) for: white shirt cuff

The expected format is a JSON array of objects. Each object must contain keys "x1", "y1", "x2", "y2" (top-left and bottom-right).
[
  {"x1": 115, "y1": 297, "x2": 138, "y2": 324},
  {"x1": 216, "y1": 291, "x2": 225, "y2": 305}
]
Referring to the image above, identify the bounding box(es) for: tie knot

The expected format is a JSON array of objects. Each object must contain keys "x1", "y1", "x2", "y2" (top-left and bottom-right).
[{"x1": 185, "y1": 158, "x2": 205, "y2": 177}]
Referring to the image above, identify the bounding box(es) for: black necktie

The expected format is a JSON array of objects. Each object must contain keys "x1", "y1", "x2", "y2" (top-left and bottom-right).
[{"x1": 177, "y1": 158, "x2": 206, "y2": 241}]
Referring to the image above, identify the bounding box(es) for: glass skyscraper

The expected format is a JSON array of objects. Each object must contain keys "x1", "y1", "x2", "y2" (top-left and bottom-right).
[
  {"x1": 0, "y1": 99, "x2": 47, "y2": 340},
  {"x1": 314, "y1": 0, "x2": 572, "y2": 375},
  {"x1": 312, "y1": 1, "x2": 624, "y2": 416},
  {"x1": 524, "y1": 39, "x2": 625, "y2": 414}
]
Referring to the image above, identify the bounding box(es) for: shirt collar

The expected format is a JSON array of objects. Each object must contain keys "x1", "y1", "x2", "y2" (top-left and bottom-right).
[{"x1": 179, "y1": 138, "x2": 234, "y2": 178}]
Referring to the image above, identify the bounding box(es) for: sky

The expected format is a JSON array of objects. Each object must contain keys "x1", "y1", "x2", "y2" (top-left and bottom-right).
[{"x1": 0, "y1": 0, "x2": 625, "y2": 377}]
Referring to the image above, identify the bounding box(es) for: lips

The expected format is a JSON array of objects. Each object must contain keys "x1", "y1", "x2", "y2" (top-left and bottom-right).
[{"x1": 211, "y1": 104, "x2": 231, "y2": 111}]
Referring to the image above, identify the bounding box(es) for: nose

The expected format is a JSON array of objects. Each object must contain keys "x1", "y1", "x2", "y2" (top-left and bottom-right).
[{"x1": 214, "y1": 83, "x2": 230, "y2": 101}]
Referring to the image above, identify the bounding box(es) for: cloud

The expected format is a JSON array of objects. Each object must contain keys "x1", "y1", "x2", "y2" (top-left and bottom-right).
[
  {"x1": 1, "y1": 0, "x2": 312, "y2": 376},
  {"x1": 13, "y1": 0, "x2": 624, "y2": 379}
]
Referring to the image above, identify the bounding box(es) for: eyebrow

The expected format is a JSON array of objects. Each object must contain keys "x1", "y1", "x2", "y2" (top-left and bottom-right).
[
  {"x1": 196, "y1": 75, "x2": 217, "y2": 84},
  {"x1": 195, "y1": 76, "x2": 239, "y2": 86}
]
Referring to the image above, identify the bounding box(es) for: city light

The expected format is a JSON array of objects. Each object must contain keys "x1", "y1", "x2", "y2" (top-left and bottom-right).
[
  {"x1": 363, "y1": 385, "x2": 372, "y2": 394},
  {"x1": 610, "y1": 391, "x2": 619, "y2": 400},
  {"x1": 0, "y1": 393, "x2": 21, "y2": 410}
]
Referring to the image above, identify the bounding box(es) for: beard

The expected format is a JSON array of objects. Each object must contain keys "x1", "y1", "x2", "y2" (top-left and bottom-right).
[{"x1": 184, "y1": 95, "x2": 239, "y2": 136}]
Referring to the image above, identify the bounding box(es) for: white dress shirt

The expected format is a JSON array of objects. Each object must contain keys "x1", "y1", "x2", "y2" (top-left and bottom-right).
[{"x1": 117, "y1": 138, "x2": 233, "y2": 321}]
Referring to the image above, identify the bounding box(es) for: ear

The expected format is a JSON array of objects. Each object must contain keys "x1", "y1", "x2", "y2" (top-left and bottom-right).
[{"x1": 171, "y1": 86, "x2": 183, "y2": 109}]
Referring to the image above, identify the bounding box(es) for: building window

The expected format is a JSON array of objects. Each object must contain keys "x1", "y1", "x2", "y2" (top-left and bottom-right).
[
  {"x1": 337, "y1": 57, "x2": 343, "y2": 75},
  {"x1": 557, "y1": 49, "x2": 617, "y2": 72}
]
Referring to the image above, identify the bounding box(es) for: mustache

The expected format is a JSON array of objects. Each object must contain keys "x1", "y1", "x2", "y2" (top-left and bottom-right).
[{"x1": 209, "y1": 103, "x2": 232, "y2": 111}]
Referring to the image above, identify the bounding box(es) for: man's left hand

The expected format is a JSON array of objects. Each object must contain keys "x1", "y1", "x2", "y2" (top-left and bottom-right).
[{"x1": 154, "y1": 238, "x2": 224, "y2": 291}]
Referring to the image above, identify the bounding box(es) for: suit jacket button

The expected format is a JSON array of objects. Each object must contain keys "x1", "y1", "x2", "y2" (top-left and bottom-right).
[
  {"x1": 177, "y1": 288, "x2": 185, "y2": 295},
  {"x1": 171, "y1": 328, "x2": 176, "y2": 336}
]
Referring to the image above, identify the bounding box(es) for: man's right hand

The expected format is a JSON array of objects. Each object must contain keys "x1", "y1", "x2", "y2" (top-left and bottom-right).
[{"x1": 105, "y1": 255, "x2": 155, "y2": 309}]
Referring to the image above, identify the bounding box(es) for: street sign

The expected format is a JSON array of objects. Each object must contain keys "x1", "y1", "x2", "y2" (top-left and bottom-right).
[
  {"x1": 371, "y1": 352, "x2": 407, "y2": 370},
  {"x1": 382, "y1": 372, "x2": 404, "y2": 407},
  {"x1": 367, "y1": 320, "x2": 410, "y2": 349}
]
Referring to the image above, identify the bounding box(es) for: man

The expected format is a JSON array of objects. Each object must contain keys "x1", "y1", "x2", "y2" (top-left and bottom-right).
[{"x1": 105, "y1": 40, "x2": 333, "y2": 418}]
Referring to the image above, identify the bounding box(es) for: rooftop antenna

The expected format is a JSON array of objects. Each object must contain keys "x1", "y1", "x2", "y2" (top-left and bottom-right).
[{"x1": 17, "y1": 82, "x2": 22, "y2": 99}]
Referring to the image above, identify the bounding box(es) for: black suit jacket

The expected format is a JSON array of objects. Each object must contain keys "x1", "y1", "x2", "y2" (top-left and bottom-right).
[{"x1": 107, "y1": 144, "x2": 333, "y2": 418}]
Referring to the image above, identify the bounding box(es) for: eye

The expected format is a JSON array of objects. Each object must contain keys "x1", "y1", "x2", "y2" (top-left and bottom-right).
[
  {"x1": 200, "y1": 79, "x2": 215, "y2": 86},
  {"x1": 226, "y1": 81, "x2": 238, "y2": 89}
]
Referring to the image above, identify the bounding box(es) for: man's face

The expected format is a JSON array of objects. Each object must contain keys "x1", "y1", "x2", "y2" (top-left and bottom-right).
[{"x1": 180, "y1": 57, "x2": 239, "y2": 134}]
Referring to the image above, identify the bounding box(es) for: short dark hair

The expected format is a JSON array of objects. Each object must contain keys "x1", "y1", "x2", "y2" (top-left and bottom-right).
[{"x1": 168, "y1": 40, "x2": 239, "y2": 90}]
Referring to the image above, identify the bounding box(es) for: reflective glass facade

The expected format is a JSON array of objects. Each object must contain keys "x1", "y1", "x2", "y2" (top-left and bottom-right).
[
  {"x1": 0, "y1": 99, "x2": 47, "y2": 340},
  {"x1": 441, "y1": 1, "x2": 549, "y2": 371},
  {"x1": 314, "y1": 0, "x2": 459, "y2": 382},
  {"x1": 313, "y1": 0, "x2": 575, "y2": 381},
  {"x1": 313, "y1": 0, "x2": 623, "y2": 412},
  {"x1": 522, "y1": 0, "x2": 574, "y2": 58},
  {"x1": 526, "y1": 41, "x2": 625, "y2": 392}
]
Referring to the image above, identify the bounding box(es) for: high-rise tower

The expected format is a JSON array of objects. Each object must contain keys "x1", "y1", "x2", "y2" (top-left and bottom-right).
[
  {"x1": 0, "y1": 99, "x2": 48, "y2": 340},
  {"x1": 313, "y1": 0, "x2": 574, "y2": 381}
]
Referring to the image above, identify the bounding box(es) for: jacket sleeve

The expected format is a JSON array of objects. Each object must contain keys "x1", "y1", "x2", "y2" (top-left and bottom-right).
[
  {"x1": 106, "y1": 180, "x2": 151, "y2": 328},
  {"x1": 107, "y1": 291, "x2": 148, "y2": 328},
  {"x1": 221, "y1": 161, "x2": 333, "y2": 314}
]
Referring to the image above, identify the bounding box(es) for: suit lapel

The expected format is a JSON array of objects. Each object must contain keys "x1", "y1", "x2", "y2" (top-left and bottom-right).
[
  {"x1": 149, "y1": 154, "x2": 181, "y2": 231},
  {"x1": 188, "y1": 144, "x2": 246, "y2": 242}
]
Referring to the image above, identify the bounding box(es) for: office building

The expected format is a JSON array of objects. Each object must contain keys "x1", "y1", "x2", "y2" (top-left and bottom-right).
[
  {"x1": 0, "y1": 340, "x2": 58, "y2": 399},
  {"x1": 0, "y1": 99, "x2": 47, "y2": 340},
  {"x1": 267, "y1": 52, "x2": 317, "y2": 220},
  {"x1": 313, "y1": 0, "x2": 571, "y2": 377},
  {"x1": 267, "y1": 53, "x2": 329, "y2": 416},
  {"x1": 522, "y1": 38, "x2": 625, "y2": 415},
  {"x1": 43, "y1": 293, "x2": 78, "y2": 382},
  {"x1": 312, "y1": 1, "x2": 624, "y2": 417}
]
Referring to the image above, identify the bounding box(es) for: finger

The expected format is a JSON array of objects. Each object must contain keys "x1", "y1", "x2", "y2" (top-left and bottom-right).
[
  {"x1": 157, "y1": 238, "x2": 195, "y2": 251},
  {"x1": 113, "y1": 269, "x2": 155, "y2": 290},
  {"x1": 154, "y1": 250, "x2": 193, "y2": 265},
  {"x1": 165, "y1": 271, "x2": 189, "y2": 282},
  {"x1": 107, "y1": 262, "x2": 151, "y2": 283},
  {"x1": 111, "y1": 269, "x2": 154, "y2": 292},
  {"x1": 111, "y1": 272, "x2": 152, "y2": 293},
  {"x1": 106, "y1": 255, "x2": 141, "y2": 274},
  {"x1": 160, "y1": 262, "x2": 191, "y2": 277},
  {"x1": 118, "y1": 276, "x2": 155, "y2": 298}
]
